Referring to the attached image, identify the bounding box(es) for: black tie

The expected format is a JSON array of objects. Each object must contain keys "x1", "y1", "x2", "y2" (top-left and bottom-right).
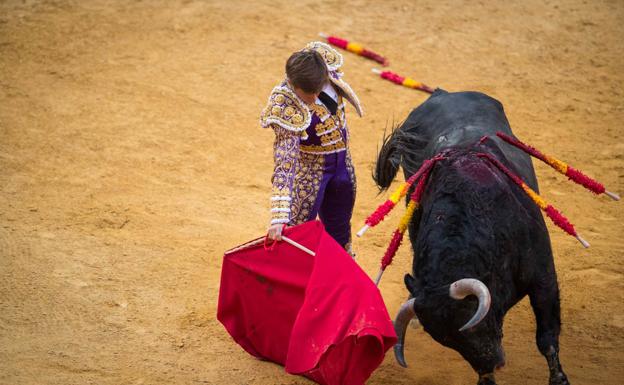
[{"x1": 318, "y1": 91, "x2": 338, "y2": 115}]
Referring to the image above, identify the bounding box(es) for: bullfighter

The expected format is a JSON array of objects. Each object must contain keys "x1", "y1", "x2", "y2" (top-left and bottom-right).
[{"x1": 262, "y1": 41, "x2": 363, "y2": 253}]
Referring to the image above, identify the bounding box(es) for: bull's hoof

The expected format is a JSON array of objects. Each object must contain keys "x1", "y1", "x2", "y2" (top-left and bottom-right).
[
  {"x1": 549, "y1": 372, "x2": 570, "y2": 385},
  {"x1": 545, "y1": 347, "x2": 570, "y2": 385},
  {"x1": 477, "y1": 373, "x2": 496, "y2": 385}
]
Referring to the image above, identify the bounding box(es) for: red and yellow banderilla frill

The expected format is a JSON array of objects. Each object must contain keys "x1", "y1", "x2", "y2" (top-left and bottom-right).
[
  {"x1": 357, "y1": 156, "x2": 444, "y2": 286},
  {"x1": 375, "y1": 166, "x2": 432, "y2": 285},
  {"x1": 357, "y1": 156, "x2": 443, "y2": 237},
  {"x1": 477, "y1": 152, "x2": 590, "y2": 248},
  {"x1": 372, "y1": 69, "x2": 435, "y2": 94},
  {"x1": 320, "y1": 33, "x2": 389, "y2": 66},
  {"x1": 495, "y1": 132, "x2": 620, "y2": 201}
]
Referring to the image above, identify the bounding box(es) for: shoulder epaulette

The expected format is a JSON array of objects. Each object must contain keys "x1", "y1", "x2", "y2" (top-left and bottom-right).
[{"x1": 260, "y1": 84, "x2": 311, "y2": 132}]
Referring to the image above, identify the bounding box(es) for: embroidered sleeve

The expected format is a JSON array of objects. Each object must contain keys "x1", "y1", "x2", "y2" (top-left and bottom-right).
[{"x1": 270, "y1": 124, "x2": 301, "y2": 225}]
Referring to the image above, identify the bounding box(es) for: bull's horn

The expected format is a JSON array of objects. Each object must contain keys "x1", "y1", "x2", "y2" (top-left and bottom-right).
[
  {"x1": 393, "y1": 298, "x2": 416, "y2": 368},
  {"x1": 449, "y1": 278, "x2": 491, "y2": 332}
]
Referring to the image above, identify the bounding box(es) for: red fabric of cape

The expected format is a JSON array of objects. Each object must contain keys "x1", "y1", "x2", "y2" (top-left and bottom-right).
[{"x1": 218, "y1": 221, "x2": 397, "y2": 385}]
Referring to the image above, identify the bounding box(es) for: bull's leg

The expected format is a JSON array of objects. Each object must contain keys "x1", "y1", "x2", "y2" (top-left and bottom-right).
[{"x1": 529, "y1": 280, "x2": 570, "y2": 385}]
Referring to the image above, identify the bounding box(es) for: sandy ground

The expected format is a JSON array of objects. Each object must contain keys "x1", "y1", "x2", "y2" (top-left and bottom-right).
[{"x1": 1, "y1": 1, "x2": 623, "y2": 384}]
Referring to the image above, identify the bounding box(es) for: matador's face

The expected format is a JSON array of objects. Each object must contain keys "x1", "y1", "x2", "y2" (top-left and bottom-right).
[
  {"x1": 292, "y1": 87, "x2": 320, "y2": 104},
  {"x1": 286, "y1": 78, "x2": 323, "y2": 105}
]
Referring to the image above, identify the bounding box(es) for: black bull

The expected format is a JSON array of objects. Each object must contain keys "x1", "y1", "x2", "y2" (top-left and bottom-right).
[{"x1": 374, "y1": 89, "x2": 570, "y2": 385}]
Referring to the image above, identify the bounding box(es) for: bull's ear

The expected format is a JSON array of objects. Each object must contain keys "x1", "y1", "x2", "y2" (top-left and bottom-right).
[
  {"x1": 404, "y1": 274, "x2": 425, "y2": 309},
  {"x1": 404, "y1": 274, "x2": 420, "y2": 293}
]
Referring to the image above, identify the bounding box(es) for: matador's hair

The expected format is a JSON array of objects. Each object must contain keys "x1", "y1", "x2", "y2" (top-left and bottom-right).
[{"x1": 285, "y1": 50, "x2": 328, "y2": 94}]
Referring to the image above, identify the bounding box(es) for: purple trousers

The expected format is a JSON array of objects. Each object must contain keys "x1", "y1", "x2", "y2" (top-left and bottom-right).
[{"x1": 306, "y1": 151, "x2": 356, "y2": 249}]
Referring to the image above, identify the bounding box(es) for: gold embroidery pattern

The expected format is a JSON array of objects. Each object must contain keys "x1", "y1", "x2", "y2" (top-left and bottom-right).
[
  {"x1": 300, "y1": 141, "x2": 346, "y2": 154},
  {"x1": 299, "y1": 101, "x2": 348, "y2": 154},
  {"x1": 304, "y1": 41, "x2": 343, "y2": 72},
  {"x1": 270, "y1": 126, "x2": 300, "y2": 224},
  {"x1": 270, "y1": 197, "x2": 291, "y2": 212},
  {"x1": 315, "y1": 116, "x2": 336, "y2": 135},
  {"x1": 320, "y1": 129, "x2": 342, "y2": 145},
  {"x1": 290, "y1": 152, "x2": 325, "y2": 225},
  {"x1": 309, "y1": 103, "x2": 330, "y2": 122},
  {"x1": 261, "y1": 85, "x2": 310, "y2": 132}
]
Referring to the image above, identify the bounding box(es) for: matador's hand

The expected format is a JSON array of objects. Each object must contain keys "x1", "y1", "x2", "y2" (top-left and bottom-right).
[{"x1": 267, "y1": 224, "x2": 285, "y2": 241}]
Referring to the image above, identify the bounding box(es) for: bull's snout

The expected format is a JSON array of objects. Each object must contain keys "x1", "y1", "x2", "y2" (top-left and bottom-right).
[
  {"x1": 495, "y1": 346, "x2": 506, "y2": 369},
  {"x1": 493, "y1": 345, "x2": 506, "y2": 370}
]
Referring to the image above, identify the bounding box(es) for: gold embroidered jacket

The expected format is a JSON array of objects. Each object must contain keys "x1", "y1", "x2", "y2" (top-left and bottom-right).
[{"x1": 260, "y1": 42, "x2": 363, "y2": 225}]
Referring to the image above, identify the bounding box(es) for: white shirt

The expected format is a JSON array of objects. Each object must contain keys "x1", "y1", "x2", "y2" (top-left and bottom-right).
[{"x1": 320, "y1": 82, "x2": 338, "y2": 102}]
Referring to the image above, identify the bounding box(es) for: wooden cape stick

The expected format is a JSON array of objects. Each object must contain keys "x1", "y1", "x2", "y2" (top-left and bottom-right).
[
  {"x1": 282, "y1": 236, "x2": 316, "y2": 256},
  {"x1": 224, "y1": 236, "x2": 315, "y2": 256},
  {"x1": 224, "y1": 237, "x2": 265, "y2": 255}
]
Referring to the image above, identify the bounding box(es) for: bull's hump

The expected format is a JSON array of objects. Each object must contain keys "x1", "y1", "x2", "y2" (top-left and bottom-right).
[
  {"x1": 426, "y1": 90, "x2": 503, "y2": 115},
  {"x1": 453, "y1": 154, "x2": 501, "y2": 187},
  {"x1": 435, "y1": 125, "x2": 491, "y2": 151},
  {"x1": 413, "y1": 91, "x2": 510, "y2": 146}
]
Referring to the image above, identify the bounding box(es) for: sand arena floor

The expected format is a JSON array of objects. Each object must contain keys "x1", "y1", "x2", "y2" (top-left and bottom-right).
[{"x1": 1, "y1": 1, "x2": 623, "y2": 384}]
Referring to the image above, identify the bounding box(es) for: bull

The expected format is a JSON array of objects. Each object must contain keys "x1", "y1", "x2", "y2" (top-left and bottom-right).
[{"x1": 374, "y1": 89, "x2": 570, "y2": 385}]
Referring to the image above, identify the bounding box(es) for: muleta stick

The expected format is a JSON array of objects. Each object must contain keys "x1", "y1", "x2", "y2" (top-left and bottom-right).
[
  {"x1": 372, "y1": 68, "x2": 435, "y2": 94},
  {"x1": 496, "y1": 131, "x2": 620, "y2": 201},
  {"x1": 477, "y1": 153, "x2": 590, "y2": 248},
  {"x1": 375, "y1": 167, "x2": 431, "y2": 286},
  {"x1": 357, "y1": 156, "x2": 443, "y2": 237},
  {"x1": 319, "y1": 33, "x2": 389, "y2": 66}
]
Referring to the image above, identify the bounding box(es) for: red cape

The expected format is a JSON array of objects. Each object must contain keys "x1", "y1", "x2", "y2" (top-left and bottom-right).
[{"x1": 218, "y1": 221, "x2": 397, "y2": 385}]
